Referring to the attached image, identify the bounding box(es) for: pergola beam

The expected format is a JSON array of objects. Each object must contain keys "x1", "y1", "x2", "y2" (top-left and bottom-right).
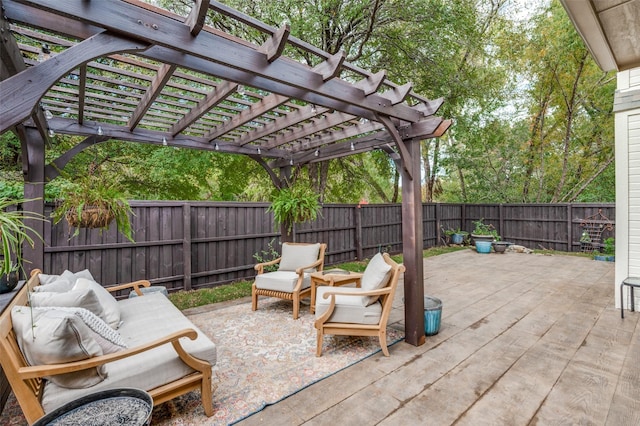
[{"x1": 128, "y1": 63, "x2": 177, "y2": 130}]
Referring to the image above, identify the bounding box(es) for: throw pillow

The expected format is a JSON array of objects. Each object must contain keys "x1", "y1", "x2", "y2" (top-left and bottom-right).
[
  {"x1": 11, "y1": 306, "x2": 107, "y2": 389},
  {"x1": 29, "y1": 288, "x2": 107, "y2": 323},
  {"x1": 33, "y1": 278, "x2": 74, "y2": 293},
  {"x1": 360, "y1": 253, "x2": 392, "y2": 305},
  {"x1": 279, "y1": 243, "x2": 321, "y2": 272},
  {"x1": 73, "y1": 278, "x2": 121, "y2": 329},
  {"x1": 35, "y1": 269, "x2": 95, "y2": 292},
  {"x1": 39, "y1": 306, "x2": 127, "y2": 354}
]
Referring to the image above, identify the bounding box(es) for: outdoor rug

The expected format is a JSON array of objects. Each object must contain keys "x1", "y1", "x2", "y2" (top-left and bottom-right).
[{"x1": 1, "y1": 298, "x2": 403, "y2": 426}]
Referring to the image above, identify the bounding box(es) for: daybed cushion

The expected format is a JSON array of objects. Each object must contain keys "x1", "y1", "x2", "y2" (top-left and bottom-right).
[
  {"x1": 254, "y1": 271, "x2": 311, "y2": 292},
  {"x1": 29, "y1": 288, "x2": 107, "y2": 322},
  {"x1": 278, "y1": 243, "x2": 321, "y2": 272},
  {"x1": 360, "y1": 253, "x2": 392, "y2": 305},
  {"x1": 315, "y1": 286, "x2": 382, "y2": 324},
  {"x1": 11, "y1": 306, "x2": 108, "y2": 389},
  {"x1": 40, "y1": 293, "x2": 217, "y2": 413},
  {"x1": 35, "y1": 269, "x2": 95, "y2": 293},
  {"x1": 73, "y1": 278, "x2": 121, "y2": 329}
]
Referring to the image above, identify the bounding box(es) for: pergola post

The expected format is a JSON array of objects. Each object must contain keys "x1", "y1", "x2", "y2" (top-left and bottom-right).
[
  {"x1": 21, "y1": 127, "x2": 46, "y2": 277},
  {"x1": 401, "y1": 137, "x2": 426, "y2": 347}
]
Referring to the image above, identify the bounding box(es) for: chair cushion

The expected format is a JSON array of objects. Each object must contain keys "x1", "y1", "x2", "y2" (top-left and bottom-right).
[
  {"x1": 279, "y1": 243, "x2": 321, "y2": 272},
  {"x1": 35, "y1": 269, "x2": 95, "y2": 293},
  {"x1": 255, "y1": 271, "x2": 311, "y2": 292},
  {"x1": 11, "y1": 306, "x2": 108, "y2": 389},
  {"x1": 73, "y1": 278, "x2": 121, "y2": 329},
  {"x1": 40, "y1": 293, "x2": 217, "y2": 413},
  {"x1": 360, "y1": 253, "x2": 392, "y2": 305},
  {"x1": 29, "y1": 288, "x2": 107, "y2": 323},
  {"x1": 315, "y1": 287, "x2": 382, "y2": 324}
]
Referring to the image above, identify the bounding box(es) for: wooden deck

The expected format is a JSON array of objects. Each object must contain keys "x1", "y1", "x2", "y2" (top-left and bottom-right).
[{"x1": 239, "y1": 250, "x2": 639, "y2": 425}]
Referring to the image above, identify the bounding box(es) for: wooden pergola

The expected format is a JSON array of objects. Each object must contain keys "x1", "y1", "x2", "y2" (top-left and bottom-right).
[{"x1": 0, "y1": 0, "x2": 451, "y2": 346}]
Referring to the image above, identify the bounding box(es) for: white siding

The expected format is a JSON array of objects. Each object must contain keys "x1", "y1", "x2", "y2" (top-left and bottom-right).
[
  {"x1": 627, "y1": 113, "x2": 640, "y2": 309},
  {"x1": 631, "y1": 68, "x2": 640, "y2": 88}
]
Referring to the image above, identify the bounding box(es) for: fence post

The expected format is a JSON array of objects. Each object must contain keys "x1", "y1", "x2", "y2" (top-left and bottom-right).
[
  {"x1": 499, "y1": 204, "x2": 504, "y2": 238},
  {"x1": 435, "y1": 203, "x2": 441, "y2": 247},
  {"x1": 355, "y1": 204, "x2": 363, "y2": 260},
  {"x1": 567, "y1": 204, "x2": 573, "y2": 252},
  {"x1": 183, "y1": 203, "x2": 192, "y2": 291}
]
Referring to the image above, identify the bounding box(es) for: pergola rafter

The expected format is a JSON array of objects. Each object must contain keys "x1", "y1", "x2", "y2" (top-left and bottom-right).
[{"x1": 0, "y1": 0, "x2": 453, "y2": 347}]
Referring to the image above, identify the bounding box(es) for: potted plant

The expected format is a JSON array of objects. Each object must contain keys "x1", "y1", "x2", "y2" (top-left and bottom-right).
[
  {"x1": 444, "y1": 228, "x2": 468, "y2": 245},
  {"x1": 594, "y1": 237, "x2": 615, "y2": 262},
  {"x1": 267, "y1": 183, "x2": 321, "y2": 241},
  {"x1": 0, "y1": 198, "x2": 45, "y2": 293},
  {"x1": 51, "y1": 167, "x2": 134, "y2": 242}
]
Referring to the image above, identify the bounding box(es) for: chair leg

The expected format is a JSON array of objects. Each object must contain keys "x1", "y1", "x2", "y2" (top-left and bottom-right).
[
  {"x1": 379, "y1": 330, "x2": 389, "y2": 357},
  {"x1": 251, "y1": 287, "x2": 258, "y2": 312},
  {"x1": 316, "y1": 329, "x2": 324, "y2": 357},
  {"x1": 293, "y1": 294, "x2": 299, "y2": 319},
  {"x1": 621, "y1": 282, "x2": 625, "y2": 319}
]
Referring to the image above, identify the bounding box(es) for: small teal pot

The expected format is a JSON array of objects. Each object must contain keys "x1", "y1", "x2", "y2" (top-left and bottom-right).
[
  {"x1": 594, "y1": 255, "x2": 615, "y2": 262},
  {"x1": 451, "y1": 233, "x2": 465, "y2": 244},
  {"x1": 475, "y1": 241, "x2": 493, "y2": 254}
]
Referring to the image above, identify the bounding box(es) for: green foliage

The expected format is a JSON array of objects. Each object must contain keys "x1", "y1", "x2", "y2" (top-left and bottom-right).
[
  {"x1": 253, "y1": 239, "x2": 280, "y2": 272},
  {"x1": 51, "y1": 166, "x2": 134, "y2": 242},
  {"x1": 0, "y1": 198, "x2": 45, "y2": 275},
  {"x1": 267, "y1": 184, "x2": 322, "y2": 232},
  {"x1": 603, "y1": 237, "x2": 615, "y2": 256},
  {"x1": 471, "y1": 218, "x2": 500, "y2": 240}
]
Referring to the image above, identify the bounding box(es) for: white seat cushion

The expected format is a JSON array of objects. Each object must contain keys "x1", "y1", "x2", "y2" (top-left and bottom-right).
[
  {"x1": 255, "y1": 271, "x2": 311, "y2": 292},
  {"x1": 41, "y1": 293, "x2": 216, "y2": 413},
  {"x1": 315, "y1": 287, "x2": 382, "y2": 324}
]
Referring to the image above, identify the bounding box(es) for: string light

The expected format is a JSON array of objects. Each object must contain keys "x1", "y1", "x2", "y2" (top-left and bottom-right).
[
  {"x1": 350, "y1": 141, "x2": 355, "y2": 151},
  {"x1": 311, "y1": 104, "x2": 317, "y2": 113},
  {"x1": 237, "y1": 85, "x2": 245, "y2": 95},
  {"x1": 97, "y1": 126, "x2": 103, "y2": 136},
  {"x1": 289, "y1": 158, "x2": 294, "y2": 166},
  {"x1": 359, "y1": 117, "x2": 368, "y2": 124},
  {"x1": 314, "y1": 149, "x2": 319, "y2": 157},
  {"x1": 214, "y1": 143, "x2": 219, "y2": 150},
  {"x1": 162, "y1": 137, "x2": 168, "y2": 146},
  {"x1": 44, "y1": 109, "x2": 53, "y2": 120},
  {"x1": 47, "y1": 128, "x2": 55, "y2": 137},
  {"x1": 257, "y1": 147, "x2": 261, "y2": 154}
]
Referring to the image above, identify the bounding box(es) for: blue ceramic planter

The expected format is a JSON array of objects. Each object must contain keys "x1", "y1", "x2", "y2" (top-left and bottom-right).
[{"x1": 475, "y1": 241, "x2": 493, "y2": 254}]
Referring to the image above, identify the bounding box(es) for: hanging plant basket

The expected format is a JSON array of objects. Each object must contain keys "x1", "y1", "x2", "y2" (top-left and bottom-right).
[{"x1": 65, "y1": 206, "x2": 115, "y2": 229}]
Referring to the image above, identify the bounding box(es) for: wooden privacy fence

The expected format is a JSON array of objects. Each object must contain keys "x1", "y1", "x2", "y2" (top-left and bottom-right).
[{"x1": 42, "y1": 202, "x2": 615, "y2": 293}]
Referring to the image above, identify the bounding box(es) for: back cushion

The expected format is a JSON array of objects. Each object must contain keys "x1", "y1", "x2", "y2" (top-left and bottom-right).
[
  {"x1": 360, "y1": 253, "x2": 392, "y2": 305},
  {"x1": 29, "y1": 289, "x2": 107, "y2": 323},
  {"x1": 279, "y1": 243, "x2": 321, "y2": 272},
  {"x1": 74, "y1": 278, "x2": 121, "y2": 329},
  {"x1": 11, "y1": 306, "x2": 107, "y2": 389}
]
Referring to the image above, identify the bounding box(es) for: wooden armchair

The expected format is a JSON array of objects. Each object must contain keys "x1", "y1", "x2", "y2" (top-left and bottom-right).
[
  {"x1": 314, "y1": 252, "x2": 404, "y2": 356},
  {"x1": 252, "y1": 242, "x2": 327, "y2": 319}
]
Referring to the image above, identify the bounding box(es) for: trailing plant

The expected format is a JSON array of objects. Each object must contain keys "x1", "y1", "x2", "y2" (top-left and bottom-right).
[
  {"x1": 267, "y1": 184, "x2": 321, "y2": 233},
  {"x1": 0, "y1": 197, "x2": 45, "y2": 276},
  {"x1": 51, "y1": 165, "x2": 134, "y2": 242}
]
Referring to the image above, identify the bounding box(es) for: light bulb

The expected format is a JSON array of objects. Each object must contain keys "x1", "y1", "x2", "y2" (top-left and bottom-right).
[
  {"x1": 214, "y1": 143, "x2": 219, "y2": 150},
  {"x1": 350, "y1": 142, "x2": 355, "y2": 151},
  {"x1": 44, "y1": 109, "x2": 53, "y2": 120},
  {"x1": 289, "y1": 158, "x2": 294, "y2": 166},
  {"x1": 47, "y1": 128, "x2": 55, "y2": 137},
  {"x1": 162, "y1": 137, "x2": 168, "y2": 146},
  {"x1": 237, "y1": 85, "x2": 245, "y2": 95},
  {"x1": 257, "y1": 147, "x2": 261, "y2": 154},
  {"x1": 311, "y1": 104, "x2": 317, "y2": 113},
  {"x1": 97, "y1": 126, "x2": 103, "y2": 136},
  {"x1": 314, "y1": 149, "x2": 319, "y2": 157}
]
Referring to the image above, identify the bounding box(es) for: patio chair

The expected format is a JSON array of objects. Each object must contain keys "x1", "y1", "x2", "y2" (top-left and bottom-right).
[
  {"x1": 252, "y1": 242, "x2": 327, "y2": 319},
  {"x1": 314, "y1": 252, "x2": 405, "y2": 357}
]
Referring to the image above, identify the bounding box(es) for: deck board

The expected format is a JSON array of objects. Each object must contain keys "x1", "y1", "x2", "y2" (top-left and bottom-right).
[{"x1": 239, "y1": 250, "x2": 639, "y2": 426}]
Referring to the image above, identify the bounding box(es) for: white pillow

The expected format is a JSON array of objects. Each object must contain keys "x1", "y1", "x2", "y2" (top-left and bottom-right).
[
  {"x1": 41, "y1": 307, "x2": 127, "y2": 353},
  {"x1": 73, "y1": 278, "x2": 121, "y2": 329},
  {"x1": 35, "y1": 269, "x2": 95, "y2": 292},
  {"x1": 29, "y1": 289, "x2": 107, "y2": 323},
  {"x1": 279, "y1": 243, "x2": 321, "y2": 272},
  {"x1": 361, "y1": 253, "x2": 392, "y2": 305},
  {"x1": 11, "y1": 306, "x2": 107, "y2": 389}
]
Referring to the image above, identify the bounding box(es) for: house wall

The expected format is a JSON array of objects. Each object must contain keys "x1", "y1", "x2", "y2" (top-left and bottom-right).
[{"x1": 616, "y1": 68, "x2": 640, "y2": 310}]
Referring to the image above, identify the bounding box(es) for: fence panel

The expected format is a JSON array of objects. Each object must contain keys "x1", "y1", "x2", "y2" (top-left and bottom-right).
[{"x1": 41, "y1": 202, "x2": 615, "y2": 292}]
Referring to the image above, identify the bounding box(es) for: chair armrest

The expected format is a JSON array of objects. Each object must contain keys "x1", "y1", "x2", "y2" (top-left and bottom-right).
[
  {"x1": 17, "y1": 329, "x2": 205, "y2": 380},
  {"x1": 295, "y1": 257, "x2": 324, "y2": 275},
  {"x1": 105, "y1": 280, "x2": 151, "y2": 296},
  {"x1": 254, "y1": 257, "x2": 282, "y2": 274},
  {"x1": 314, "y1": 287, "x2": 393, "y2": 326}
]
